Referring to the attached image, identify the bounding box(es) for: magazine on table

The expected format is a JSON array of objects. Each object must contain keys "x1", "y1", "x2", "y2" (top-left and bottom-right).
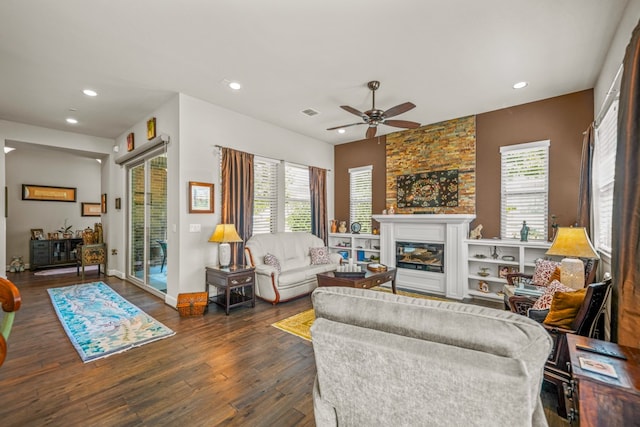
[{"x1": 579, "y1": 356, "x2": 618, "y2": 378}]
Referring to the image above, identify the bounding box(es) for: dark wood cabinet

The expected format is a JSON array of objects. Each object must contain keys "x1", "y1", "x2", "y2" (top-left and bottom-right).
[
  {"x1": 566, "y1": 334, "x2": 640, "y2": 426},
  {"x1": 29, "y1": 238, "x2": 83, "y2": 270}
]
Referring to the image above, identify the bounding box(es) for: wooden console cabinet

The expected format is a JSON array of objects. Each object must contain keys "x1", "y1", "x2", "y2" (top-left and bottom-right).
[
  {"x1": 29, "y1": 238, "x2": 83, "y2": 270},
  {"x1": 566, "y1": 334, "x2": 640, "y2": 426}
]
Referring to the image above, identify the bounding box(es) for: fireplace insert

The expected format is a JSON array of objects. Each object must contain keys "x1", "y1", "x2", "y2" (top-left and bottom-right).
[{"x1": 396, "y1": 241, "x2": 444, "y2": 273}]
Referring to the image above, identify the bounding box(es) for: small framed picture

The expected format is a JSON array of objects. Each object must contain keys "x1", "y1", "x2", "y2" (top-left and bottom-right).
[
  {"x1": 188, "y1": 181, "x2": 214, "y2": 213},
  {"x1": 127, "y1": 133, "x2": 135, "y2": 152},
  {"x1": 82, "y1": 202, "x2": 101, "y2": 217},
  {"x1": 147, "y1": 117, "x2": 157, "y2": 140},
  {"x1": 498, "y1": 265, "x2": 518, "y2": 279},
  {"x1": 31, "y1": 228, "x2": 44, "y2": 240},
  {"x1": 115, "y1": 197, "x2": 121, "y2": 210},
  {"x1": 101, "y1": 193, "x2": 107, "y2": 213}
]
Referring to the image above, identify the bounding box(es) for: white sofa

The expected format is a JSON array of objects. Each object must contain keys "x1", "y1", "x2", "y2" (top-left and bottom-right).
[{"x1": 244, "y1": 232, "x2": 341, "y2": 304}]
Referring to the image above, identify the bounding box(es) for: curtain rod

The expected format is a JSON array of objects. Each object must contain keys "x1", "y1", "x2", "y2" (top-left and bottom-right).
[{"x1": 214, "y1": 144, "x2": 332, "y2": 172}]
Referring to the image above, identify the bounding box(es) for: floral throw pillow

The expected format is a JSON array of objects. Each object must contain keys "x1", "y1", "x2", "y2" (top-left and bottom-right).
[
  {"x1": 532, "y1": 259, "x2": 561, "y2": 286},
  {"x1": 263, "y1": 253, "x2": 281, "y2": 273},
  {"x1": 532, "y1": 280, "x2": 575, "y2": 310},
  {"x1": 310, "y1": 247, "x2": 331, "y2": 265}
]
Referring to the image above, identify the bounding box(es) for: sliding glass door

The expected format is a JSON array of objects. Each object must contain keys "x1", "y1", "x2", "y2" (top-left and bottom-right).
[{"x1": 128, "y1": 151, "x2": 167, "y2": 294}]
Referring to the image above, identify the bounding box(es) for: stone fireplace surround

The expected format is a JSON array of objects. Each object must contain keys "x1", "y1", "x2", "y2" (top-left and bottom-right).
[{"x1": 372, "y1": 214, "x2": 475, "y2": 299}]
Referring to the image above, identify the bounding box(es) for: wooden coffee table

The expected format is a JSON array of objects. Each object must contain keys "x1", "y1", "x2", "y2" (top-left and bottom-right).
[{"x1": 316, "y1": 268, "x2": 397, "y2": 294}]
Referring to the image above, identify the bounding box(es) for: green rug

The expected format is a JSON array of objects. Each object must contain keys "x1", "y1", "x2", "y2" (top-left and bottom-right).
[
  {"x1": 48, "y1": 282, "x2": 175, "y2": 362},
  {"x1": 271, "y1": 286, "x2": 448, "y2": 341}
]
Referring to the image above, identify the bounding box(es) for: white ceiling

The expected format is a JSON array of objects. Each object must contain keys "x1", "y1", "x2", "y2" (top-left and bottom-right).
[{"x1": 0, "y1": 1, "x2": 630, "y2": 146}]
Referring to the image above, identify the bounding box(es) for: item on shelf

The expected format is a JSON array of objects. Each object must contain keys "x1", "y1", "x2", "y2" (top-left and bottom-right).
[
  {"x1": 469, "y1": 224, "x2": 483, "y2": 239},
  {"x1": 367, "y1": 263, "x2": 387, "y2": 272},
  {"x1": 388, "y1": 205, "x2": 395, "y2": 214},
  {"x1": 520, "y1": 221, "x2": 529, "y2": 242},
  {"x1": 338, "y1": 221, "x2": 347, "y2": 233},
  {"x1": 477, "y1": 267, "x2": 490, "y2": 277},
  {"x1": 491, "y1": 246, "x2": 499, "y2": 259},
  {"x1": 501, "y1": 255, "x2": 515, "y2": 261},
  {"x1": 474, "y1": 254, "x2": 487, "y2": 259},
  {"x1": 330, "y1": 219, "x2": 338, "y2": 233},
  {"x1": 351, "y1": 222, "x2": 361, "y2": 234},
  {"x1": 372, "y1": 228, "x2": 379, "y2": 235},
  {"x1": 478, "y1": 281, "x2": 489, "y2": 293}
]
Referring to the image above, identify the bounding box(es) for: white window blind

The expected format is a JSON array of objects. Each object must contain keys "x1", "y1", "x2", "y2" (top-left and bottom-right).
[
  {"x1": 284, "y1": 163, "x2": 311, "y2": 232},
  {"x1": 349, "y1": 165, "x2": 372, "y2": 234},
  {"x1": 500, "y1": 140, "x2": 550, "y2": 240},
  {"x1": 594, "y1": 99, "x2": 618, "y2": 254},
  {"x1": 253, "y1": 157, "x2": 279, "y2": 234}
]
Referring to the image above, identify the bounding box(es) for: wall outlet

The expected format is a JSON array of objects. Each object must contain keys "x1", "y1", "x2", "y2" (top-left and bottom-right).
[{"x1": 189, "y1": 224, "x2": 201, "y2": 232}]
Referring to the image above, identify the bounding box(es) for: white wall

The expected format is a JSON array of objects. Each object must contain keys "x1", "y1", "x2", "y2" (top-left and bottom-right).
[
  {"x1": 0, "y1": 120, "x2": 112, "y2": 274},
  {"x1": 6, "y1": 147, "x2": 102, "y2": 265},
  {"x1": 594, "y1": 0, "x2": 640, "y2": 119}
]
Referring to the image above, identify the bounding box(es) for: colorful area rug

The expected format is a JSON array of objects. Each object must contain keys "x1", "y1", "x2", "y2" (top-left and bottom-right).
[
  {"x1": 271, "y1": 286, "x2": 449, "y2": 341},
  {"x1": 48, "y1": 282, "x2": 175, "y2": 362},
  {"x1": 34, "y1": 265, "x2": 98, "y2": 276}
]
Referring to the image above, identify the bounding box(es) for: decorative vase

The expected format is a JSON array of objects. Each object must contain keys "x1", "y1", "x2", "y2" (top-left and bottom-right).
[
  {"x1": 330, "y1": 220, "x2": 338, "y2": 233},
  {"x1": 338, "y1": 221, "x2": 347, "y2": 233}
]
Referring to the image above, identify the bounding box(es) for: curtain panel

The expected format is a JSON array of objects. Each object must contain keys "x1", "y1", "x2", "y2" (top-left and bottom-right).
[
  {"x1": 309, "y1": 166, "x2": 328, "y2": 244},
  {"x1": 576, "y1": 123, "x2": 594, "y2": 235},
  {"x1": 221, "y1": 148, "x2": 254, "y2": 266},
  {"x1": 611, "y1": 18, "x2": 640, "y2": 346}
]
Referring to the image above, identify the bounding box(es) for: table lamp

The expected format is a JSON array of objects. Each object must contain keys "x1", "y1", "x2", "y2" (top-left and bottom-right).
[
  {"x1": 545, "y1": 227, "x2": 599, "y2": 290},
  {"x1": 209, "y1": 224, "x2": 243, "y2": 268}
]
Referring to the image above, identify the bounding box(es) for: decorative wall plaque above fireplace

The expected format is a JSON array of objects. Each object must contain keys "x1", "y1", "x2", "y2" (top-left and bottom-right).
[{"x1": 396, "y1": 170, "x2": 459, "y2": 208}]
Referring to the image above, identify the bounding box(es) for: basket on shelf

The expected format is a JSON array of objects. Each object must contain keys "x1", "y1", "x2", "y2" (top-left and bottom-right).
[{"x1": 176, "y1": 292, "x2": 209, "y2": 317}]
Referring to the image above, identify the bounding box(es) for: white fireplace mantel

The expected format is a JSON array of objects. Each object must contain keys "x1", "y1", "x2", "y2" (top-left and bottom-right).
[{"x1": 372, "y1": 214, "x2": 475, "y2": 299}]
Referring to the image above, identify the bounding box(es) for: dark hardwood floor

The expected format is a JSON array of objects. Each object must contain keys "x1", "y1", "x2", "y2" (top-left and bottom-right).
[{"x1": 1, "y1": 271, "x2": 568, "y2": 426}]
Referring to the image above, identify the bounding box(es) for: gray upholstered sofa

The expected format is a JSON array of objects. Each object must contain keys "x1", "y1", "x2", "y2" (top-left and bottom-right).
[
  {"x1": 244, "y1": 232, "x2": 341, "y2": 304},
  {"x1": 311, "y1": 287, "x2": 553, "y2": 427}
]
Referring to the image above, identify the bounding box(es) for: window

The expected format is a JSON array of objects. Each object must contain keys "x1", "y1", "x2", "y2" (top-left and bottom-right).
[
  {"x1": 593, "y1": 99, "x2": 618, "y2": 254},
  {"x1": 349, "y1": 165, "x2": 372, "y2": 234},
  {"x1": 500, "y1": 140, "x2": 550, "y2": 240},
  {"x1": 284, "y1": 163, "x2": 311, "y2": 232},
  {"x1": 253, "y1": 157, "x2": 278, "y2": 234}
]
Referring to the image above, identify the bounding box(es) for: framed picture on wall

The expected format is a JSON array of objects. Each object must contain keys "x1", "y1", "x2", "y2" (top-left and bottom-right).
[
  {"x1": 147, "y1": 117, "x2": 156, "y2": 140},
  {"x1": 189, "y1": 181, "x2": 214, "y2": 213},
  {"x1": 101, "y1": 194, "x2": 107, "y2": 213},
  {"x1": 82, "y1": 202, "x2": 101, "y2": 217},
  {"x1": 127, "y1": 133, "x2": 135, "y2": 152}
]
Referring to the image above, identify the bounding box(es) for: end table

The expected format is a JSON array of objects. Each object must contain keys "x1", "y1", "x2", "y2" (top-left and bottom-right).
[{"x1": 205, "y1": 265, "x2": 256, "y2": 315}]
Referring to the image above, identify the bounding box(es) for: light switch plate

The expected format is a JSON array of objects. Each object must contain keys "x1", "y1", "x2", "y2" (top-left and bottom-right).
[{"x1": 189, "y1": 224, "x2": 201, "y2": 232}]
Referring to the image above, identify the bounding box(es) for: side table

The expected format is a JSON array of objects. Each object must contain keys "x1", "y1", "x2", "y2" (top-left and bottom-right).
[{"x1": 205, "y1": 265, "x2": 256, "y2": 315}]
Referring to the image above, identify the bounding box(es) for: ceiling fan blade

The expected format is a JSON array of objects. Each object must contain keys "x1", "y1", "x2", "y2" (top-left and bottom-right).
[
  {"x1": 341, "y1": 105, "x2": 368, "y2": 119},
  {"x1": 366, "y1": 126, "x2": 377, "y2": 139},
  {"x1": 383, "y1": 119, "x2": 421, "y2": 129},
  {"x1": 383, "y1": 102, "x2": 416, "y2": 118},
  {"x1": 326, "y1": 122, "x2": 366, "y2": 131}
]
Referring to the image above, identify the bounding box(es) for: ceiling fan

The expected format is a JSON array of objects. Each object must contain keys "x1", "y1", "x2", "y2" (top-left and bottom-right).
[{"x1": 327, "y1": 80, "x2": 421, "y2": 139}]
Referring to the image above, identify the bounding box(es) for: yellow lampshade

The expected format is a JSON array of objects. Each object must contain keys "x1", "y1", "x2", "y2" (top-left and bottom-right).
[
  {"x1": 546, "y1": 227, "x2": 599, "y2": 259},
  {"x1": 208, "y1": 224, "x2": 243, "y2": 243}
]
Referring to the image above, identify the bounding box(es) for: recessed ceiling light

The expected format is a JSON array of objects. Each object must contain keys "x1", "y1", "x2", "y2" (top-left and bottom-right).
[
  {"x1": 83, "y1": 89, "x2": 98, "y2": 97},
  {"x1": 66, "y1": 118, "x2": 78, "y2": 124},
  {"x1": 228, "y1": 81, "x2": 242, "y2": 90},
  {"x1": 4, "y1": 147, "x2": 15, "y2": 154},
  {"x1": 513, "y1": 81, "x2": 528, "y2": 89},
  {"x1": 338, "y1": 128, "x2": 346, "y2": 134}
]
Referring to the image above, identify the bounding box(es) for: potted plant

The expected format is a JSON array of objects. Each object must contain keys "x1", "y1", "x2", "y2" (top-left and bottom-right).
[{"x1": 58, "y1": 219, "x2": 73, "y2": 239}]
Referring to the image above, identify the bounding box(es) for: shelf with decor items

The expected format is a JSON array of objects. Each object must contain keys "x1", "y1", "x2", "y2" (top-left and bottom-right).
[
  {"x1": 328, "y1": 233, "x2": 380, "y2": 265},
  {"x1": 464, "y1": 239, "x2": 551, "y2": 302}
]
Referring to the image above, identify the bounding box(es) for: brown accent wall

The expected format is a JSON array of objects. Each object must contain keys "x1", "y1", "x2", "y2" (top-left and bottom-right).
[
  {"x1": 475, "y1": 89, "x2": 594, "y2": 238},
  {"x1": 333, "y1": 90, "x2": 594, "y2": 239},
  {"x1": 334, "y1": 136, "x2": 387, "y2": 231}
]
